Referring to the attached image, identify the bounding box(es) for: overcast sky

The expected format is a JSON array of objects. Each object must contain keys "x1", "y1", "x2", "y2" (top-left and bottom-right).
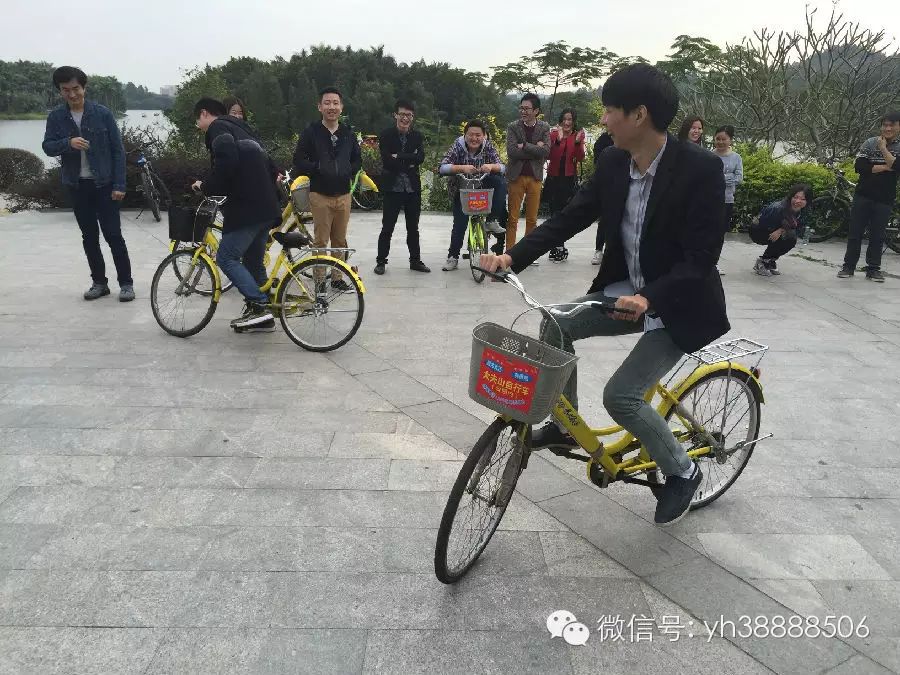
[{"x1": 4, "y1": 0, "x2": 895, "y2": 91}]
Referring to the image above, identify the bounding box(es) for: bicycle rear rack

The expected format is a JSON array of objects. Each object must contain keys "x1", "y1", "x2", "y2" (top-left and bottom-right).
[{"x1": 687, "y1": 338, "x2": 768, "y2": 366}]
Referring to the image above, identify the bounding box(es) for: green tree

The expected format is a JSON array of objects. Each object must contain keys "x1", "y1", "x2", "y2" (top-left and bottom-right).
[
  {"x1": 491, "y1": 41, "x2": 619, "y2": 118},
  {"x1": 86, "y1": 75, "x2": 126, "y2": 114},
  {"x1": 655, "y1": 35, "x2": 723, "y2": 81},
  {"x1": 165, "y1": 67, "x2": 229, "y2": 144}
]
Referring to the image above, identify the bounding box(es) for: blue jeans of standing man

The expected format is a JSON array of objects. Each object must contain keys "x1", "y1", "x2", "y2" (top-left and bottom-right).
[
  {"x1": 216, "y1": 222, "x2": 270, "y2": 304},
  {"x1": 69, "y1": 180, "x2": 132, "y2": 286},
  {"x1": 541, "y1": 291, "x2": 691, "y2": 477},
  {"x1": 448, "y1": 173, "x2": 508, "y2": 258}
]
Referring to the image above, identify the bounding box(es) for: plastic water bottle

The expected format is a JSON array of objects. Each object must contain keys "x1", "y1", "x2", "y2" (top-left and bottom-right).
[{"x1": 801, "y1": 228, "x2": 812, "y2": 246}]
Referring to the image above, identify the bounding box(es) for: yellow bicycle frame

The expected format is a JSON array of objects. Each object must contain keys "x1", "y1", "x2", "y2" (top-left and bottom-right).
[
  {"x1": 186, "y1": 247, "x2": 222, "y2": 303},
  {"x1": 544, "y1": 361, "x2": 763, "y2": 480}
]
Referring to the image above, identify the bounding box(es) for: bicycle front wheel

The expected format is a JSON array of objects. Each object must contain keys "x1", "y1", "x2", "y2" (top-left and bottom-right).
[
  {"x1": 884, "y1": 218, "x2": 900, "y2": 254},
  {"x1": 142, "y1": 171, "x2": 162, "y2": 222},
  {"x1": 807, "y1": 196, "x2": 848, "y2": 243},
  {"x1": 276, "y1": 258, "x2": 364, "y2": 352},
  {"x1": 352, "y1": 184, "x2": 380, "y2": 210},
  {"x1": 665, "y1": 369, "x2": 761, "y2": 509},
  {"x1": 435, "y1": 419, "x2": 529, "y2": 584},
  {"x1": 170, "y1": 224, "x2": 233, "y2": 295},
  {"x1": 150, "y1": 250, "x2": 219, "y2": 337},
  {"x1": 468, "y1": 217, "x2": 487, "y2": 283}
]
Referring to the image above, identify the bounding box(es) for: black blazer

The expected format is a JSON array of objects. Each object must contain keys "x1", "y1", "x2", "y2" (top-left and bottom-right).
[
  {"x1": 507, "y1": 134, "x2": 730, "y2": 354},
  {"x1": 378, "y1": 126, "x2": 425, "y2": 192}
]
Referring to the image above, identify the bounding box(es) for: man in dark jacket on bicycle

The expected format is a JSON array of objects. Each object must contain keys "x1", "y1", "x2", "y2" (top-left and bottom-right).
[
  {"x1": 193, "y1": 98, "x2": 281, "y2": 331},
  {"x1": 481, "y1": 64, "x2": 729, "y2": 526}
]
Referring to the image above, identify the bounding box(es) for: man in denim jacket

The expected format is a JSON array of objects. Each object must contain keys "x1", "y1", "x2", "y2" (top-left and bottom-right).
[{"x1": 43, "y1": 66, "x2": 133, "y2": 302}]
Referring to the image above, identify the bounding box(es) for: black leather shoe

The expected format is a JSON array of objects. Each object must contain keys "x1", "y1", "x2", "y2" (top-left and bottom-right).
[
  {"x1": 374, "y1": 263, "x2": 386, "y2": 275},
  {"x1": 410, "y1": 260, "x2": 431, "y2": 273}
]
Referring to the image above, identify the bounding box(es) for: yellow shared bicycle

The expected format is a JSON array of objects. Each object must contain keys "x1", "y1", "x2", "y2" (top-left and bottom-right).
[
  {"x1": 149, "y1": 176, "x2": 366, "y2": 351},
  {"x1": 434, "y1": 268, "x2": 769, "y2": 583}
]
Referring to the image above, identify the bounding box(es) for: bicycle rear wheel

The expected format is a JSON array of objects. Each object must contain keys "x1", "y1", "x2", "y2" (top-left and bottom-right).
[
  {"x1": 884, "y1": 217, "x2": 900, "y2": 254},
  {"x1": 150, "y1": 250, "x2": 219, "y2": 337},
  {"x1": 435, "y1": 418, "x2": 529, "y2": 584},
  {"x1": 142, "y1": 171, "x2": 161, "y2": 221},
  {"x1": 276, "y1": 258, "x2": 364, "y2": 352},
  {"x1": 468, "y1": 217, "x2": 486, "y2": 283},
  {"x1": 807, "y1": 196, "x2": 848, "y2": 243},
  {"x1": 663, "y1": 369, "x2": 761, "y2": 509}
]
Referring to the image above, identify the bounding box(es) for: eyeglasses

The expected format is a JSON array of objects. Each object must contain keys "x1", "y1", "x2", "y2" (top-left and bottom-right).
[
  {"x1": 396, "y1": 113, "x2": 414, "y2": 120},
  {"x1": 519, "y1": 106, "x2": 534, "y2": 112}
]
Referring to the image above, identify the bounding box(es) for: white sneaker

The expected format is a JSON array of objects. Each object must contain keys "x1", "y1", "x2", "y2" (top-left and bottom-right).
[
  {"x1": 484, "y1": 220, "x2": 505, "y2": 235},
  {"x1": 591, "y1": 250, "x2": 602, "y2": 265},
  {"x1": 442, "y1": 257, "x2": 459, "y2": 271}
]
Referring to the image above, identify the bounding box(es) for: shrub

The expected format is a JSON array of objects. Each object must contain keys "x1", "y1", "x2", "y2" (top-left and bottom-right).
[
  {"x1": 5, "y1": 166, "x2": 68, "y2": 212},
  {"x1": 0, "y1": 148, "x2": 45, "y2": 190}
]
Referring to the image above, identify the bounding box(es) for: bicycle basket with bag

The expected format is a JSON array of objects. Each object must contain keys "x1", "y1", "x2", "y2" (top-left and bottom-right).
[
  {"x1": 459, "y1": 188, "x2": 494, "y2": 216},
  {"x1": 290, "y1": 175, "x2": 311, "y2": 213},
  {"x1": 168, "y1": 198, "x2": 214, "y2": 243}
]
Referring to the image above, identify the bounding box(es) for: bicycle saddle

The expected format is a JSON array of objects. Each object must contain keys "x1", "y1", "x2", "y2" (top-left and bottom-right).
[{"x1": 272, "y1": 231, "x2": 311, "y2": 249}]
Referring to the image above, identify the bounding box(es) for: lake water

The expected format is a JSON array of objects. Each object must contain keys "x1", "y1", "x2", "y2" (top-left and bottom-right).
[{"x1": 0, "y1": 110, "x2": 172, "y2": 166}]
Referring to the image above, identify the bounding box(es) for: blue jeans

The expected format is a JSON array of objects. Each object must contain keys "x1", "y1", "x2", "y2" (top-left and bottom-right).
[
  {"x1": 541, "y1": 291, "x2": 691, "y2": 477},
  {"x1": 448, "y1": 173, "x2": 508, "y2": 258},
  {"x1": 216, "y1": 223, "x2": 269, "y2": 304},
  {"x1": 69, "y1": 180, "x2": 132, "y2": 286}
]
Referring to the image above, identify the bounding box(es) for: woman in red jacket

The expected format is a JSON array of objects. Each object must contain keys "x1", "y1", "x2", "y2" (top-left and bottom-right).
[{"x1": 546, "y1": 108, "x2": 585, "y2": 262}]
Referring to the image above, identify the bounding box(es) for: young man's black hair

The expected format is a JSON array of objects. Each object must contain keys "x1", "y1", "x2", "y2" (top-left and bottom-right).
[
  {"x1": 520, "y1": 93, "x2": 541, "y2": 110},
  {"x1": 52, "y1": 66, "x2": 87, "y2": 88},
  {"x1": 395, "y1": 99, "x2": 415, "y2": 113},
  {"x1": 883, "y1": 111, "x2": 900, "y2": 124},
  {"x1": 193, "y1": 98, "x2": 227, "y2": 118},
  {"x1": 464, "y1": 120, "x2": 487, "y2": 134},
  {"x1": 601, "y1": 63, "x2": 679, "y2": 131},
  {"x1": 319, "y1": 86, "x2": 342, "y2": 101}
]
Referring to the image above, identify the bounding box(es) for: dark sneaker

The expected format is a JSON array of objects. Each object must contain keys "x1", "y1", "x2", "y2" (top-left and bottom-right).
[
  {"x1": 230, "y1": 302, "x2": 254, "y2": 326},
  {"x1": 374, "y1": 263, "x2": 386, "y2": 275},
  {"x1": 530, "y1": 421, "x2": 579, "y2": 450},
  {"x1": 234, "y1": 318, "x2": 276, "y2": 333},
  {"x1": 837, "y1": 266, "x2": 854, "y2": 278},
  {"x1": 654, "y1": 464, "x2": 703, "y2": 526},
  {"x1": 119, "y1": 285, "x2": 135, "y2": 302},
  {"x1": 331, "y1": 278, "x2": 352, "y2": 292},
  {"x1": 84, "y1": 283, "x2": 110, "y2": 301},
  {"x1": 866, "y1": 269, "x2": 885, "y2": 283},
  {"x1": 549, "y1": 247, "x2": 569, "y2": 263},
  {"x1": 232, "y1": 303, "x2": 273, "y2": 329},
  {"x1": 410, "y1": 260, "x2": 431, "y2": 273},
  {"x1": 764, "y1": 259, "x2": 781, "y2": 275}
]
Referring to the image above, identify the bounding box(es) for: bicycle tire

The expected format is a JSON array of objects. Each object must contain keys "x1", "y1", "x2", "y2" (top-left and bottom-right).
[
  {"x1": 468, "y1": 217, "x2": 486, "y2": 284},
  {"x1": 807, "y1": 195, "x2": 848, "y2": 243},
  {"x1": 150, "y1": 170, "x2": 171, "y2": 209},
  {"x1": 276, "y1": 257, "x2": 364, "y2": 352},
  {"x1": 142, "y1": 171, "x2": 161, "y2": 222},
  {"x1": 884, "y1": 218, "x2": 900, "y2": 254},
  {"x1": 434, "y1": 418, "x2": 528, "y2": 584},
  {"x1": 662, "y1": 368, "x2": 761, "y2": 509},
  {"x1": 352, "y1": 183, "x2": 380, "y2": 210},
  {"x1": 150, "y1": 250, "x2": 219, "y2": 338}
]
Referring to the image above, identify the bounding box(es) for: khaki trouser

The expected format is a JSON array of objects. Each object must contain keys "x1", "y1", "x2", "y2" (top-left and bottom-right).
[
  {"x1": 506, "y1": 174, "x2": 543, "y2": 250},
  {"x1": 309, "y1": 191, "x2": 351, "y2": 281}
]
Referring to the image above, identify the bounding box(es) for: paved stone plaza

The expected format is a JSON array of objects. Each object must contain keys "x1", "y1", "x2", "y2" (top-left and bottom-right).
[{"x1": 0, "y1": 209, "x2": 899, "y2": 674}]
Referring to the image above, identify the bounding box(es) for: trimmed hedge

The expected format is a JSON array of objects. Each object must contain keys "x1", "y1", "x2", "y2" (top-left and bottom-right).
[{"x1": 0, "y1": 148, "x2": 44, "y2": 190}]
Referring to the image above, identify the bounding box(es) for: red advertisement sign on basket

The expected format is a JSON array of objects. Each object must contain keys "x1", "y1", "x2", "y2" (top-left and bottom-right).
[
  {"x1": 476, "y1": 348, "x2": 540, "y2": 413},
  {"x1": 465, "y1": 190, "x2": 491, "y2": 213}
]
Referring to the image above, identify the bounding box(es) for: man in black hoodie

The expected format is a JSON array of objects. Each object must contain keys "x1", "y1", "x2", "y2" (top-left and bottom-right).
[
  {"x1": 193, "y1": 98, "x2": 281, "y2": 331},
  {"x1": 292, "y1": 87, "x2": 361, "y2": 291}
]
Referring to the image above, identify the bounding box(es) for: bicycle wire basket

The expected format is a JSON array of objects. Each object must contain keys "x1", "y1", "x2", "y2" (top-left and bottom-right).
[
  {"x1": 459, "y1": 188, "x2": 494, "y2": 216},
  {"x1": 469, "y1": 322, "x2": 578, "y2": 424},
  {"x1": 168, "y1": 201, "x2": 214, "y2": 243}
]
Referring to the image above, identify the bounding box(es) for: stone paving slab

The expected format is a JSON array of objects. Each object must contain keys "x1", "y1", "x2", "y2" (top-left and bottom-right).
[{"x1": 1, "y1": 210, "x2": 899, "y2": 673}]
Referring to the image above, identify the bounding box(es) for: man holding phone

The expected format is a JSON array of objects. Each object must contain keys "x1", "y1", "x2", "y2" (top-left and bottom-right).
[{"x1": 43, "y1": 66, "x2": 133, "y2": 302}]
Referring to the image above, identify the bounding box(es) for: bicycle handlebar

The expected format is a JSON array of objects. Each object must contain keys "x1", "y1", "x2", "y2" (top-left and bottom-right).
[{"x1": 473, "y1": 266, "x2": 631, "y2": 317}]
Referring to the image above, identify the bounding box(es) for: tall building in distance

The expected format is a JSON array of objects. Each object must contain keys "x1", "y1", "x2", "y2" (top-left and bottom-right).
[{"x1": 159, "y1": 85, "x2": 178, "y2": 97}]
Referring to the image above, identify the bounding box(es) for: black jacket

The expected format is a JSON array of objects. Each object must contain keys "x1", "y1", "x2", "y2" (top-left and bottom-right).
[
  {"x1": 292, "y1": 122, "x2": 362, "y2": 196},
  {"x1": 593, "y1": 132, "x2": 614, "y2": 167},
  {"x1": 202, "y1": 115, "x2": 281, "y2": 232},
  {"x1": 378, "y1": 126, "x2": 424, "y2": 192},
  {"x1": 507, "y1": 134, "x2": 730, "y2": 354}
]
